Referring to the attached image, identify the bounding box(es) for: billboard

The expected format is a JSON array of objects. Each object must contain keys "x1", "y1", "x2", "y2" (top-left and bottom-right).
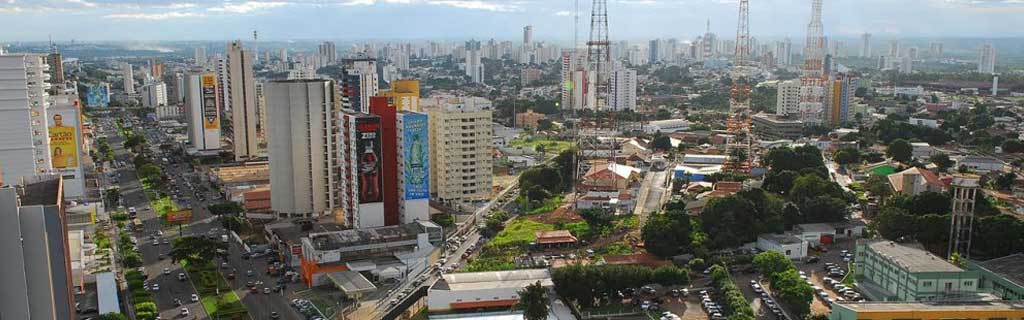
[
  {"x1": 48, "y1": 109, "x2": 79, "y2": 169},
  {"x1": 356, "y1": 116, "x2": 382, "y2": 203},
  {"x1": 201, "y1": 74, "x2": 219, "y2": 129},
  {"x1": 402, "y1": 113, "x2": 429, "y2": 200},
  {"x1": 86, "y1": 83, "x2": 110, "y2": 107},
  {"x1": 166, "y1": 209, "x2": 193, "y2": 223}
]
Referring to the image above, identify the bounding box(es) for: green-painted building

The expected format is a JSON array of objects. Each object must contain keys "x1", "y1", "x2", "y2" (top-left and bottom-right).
[
  {"x1": 854, "y1": 240, "x2": 980, "y2": 301},
  {"x1": 968, "y1": 253, "x2": 1024, "y2": 300}
]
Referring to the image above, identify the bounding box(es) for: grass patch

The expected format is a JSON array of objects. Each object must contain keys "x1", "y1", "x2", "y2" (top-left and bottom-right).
[
  {"x1": 509, "y1": 137, "x2": 574, "y2": 155},
  {"x1": 525, "y1": 196, "x2": 563, "y2": 215},
  {"x1": 182, "y1": 260, "x2": 248, "y2": 318},
  {"x1": 842, "y1": 262, "x2": 856, "y2": 286},
  {"x1": 490, "y1": 219, "x2": 554, "y2": 248},
  {"x1": 595, "y1": 241, "x2": 635, "y2": 257}
]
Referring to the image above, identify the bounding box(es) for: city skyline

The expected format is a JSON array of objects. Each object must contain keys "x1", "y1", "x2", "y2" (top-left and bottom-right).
[{"x1": 3, "y1": 0, "x2": 1024, "y2": 41}]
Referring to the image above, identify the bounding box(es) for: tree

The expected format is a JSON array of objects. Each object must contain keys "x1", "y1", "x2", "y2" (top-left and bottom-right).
[
  {"x1": 221, "y1": 215, "x2": 245, "y2": 232},
  {"x1": 518, "y1": 281, "x2": 549, "y2": 320},
  {"x1": 536, "y1": 119, "x2": 554, "y2": 131},
  {"x1": 872, "y1": 206, "x2": 915, "y2": 241},
  {"x1": 97, "y1": 313, "x2": 128, "y2": 320},
  {"x1": 642, "y1": 211, "x2": 692, "y2": 257},
  {"x1": 700, "y1": 190, "x2": 784, "y2": 249},
  {"x1": 651, "y1": 135, "x2": 672, "y2": 151},
  {"x1": 1002, "y1": 139, "x2": 1024, "y2": 153},
  {"x1": 886, "y1": 139, "x2": 913, "y2": 163},
  {"x1": 994, "y1": 172, "x2": 1017, "y2": 191},
  {"x1": 753, "y1": 251, "x2": 795, "y2": 276},
  {"x1": 865, "y1": 174, "x2": 893, "y2": 201},
  {"x1": 169, "y1": 236, "x2": 227, "y2": 265},
  {"x1": 833, "y1": 147, "x2": 861, "y2": 166},
  {"x1": 207, "y1": 202, "x2": 244, "y2": 216},
  {"x1": 800, "y1": 195, "x2": 849, "y2": 223},
  {"x1": 930, "y1": 153, "x2": 954, "y2": 172},
  {"x1": 772, "y1": 269, "x2": 814, "y2": 318},
  {"x1": 104, "y1": 187, "x2": 121, "y2": 206},
  {"x1": 763, "y1": 170, "x2": 798, "y2": 194},
  {"x1": 138, "y1": 163, "x2": 162, "y2": 181}
]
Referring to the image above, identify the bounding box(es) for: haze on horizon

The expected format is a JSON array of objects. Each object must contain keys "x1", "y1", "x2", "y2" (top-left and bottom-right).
[{"x1": 2, "y1": 0, "x2": 1024, "y2": 42}]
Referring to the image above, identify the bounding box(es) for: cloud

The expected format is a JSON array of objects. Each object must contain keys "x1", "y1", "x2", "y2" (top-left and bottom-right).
[
  {"x1": 341, "y1": 0, "x2": 376, "y2": 5},
  {"x1": 65, "y1": 0, "x2": 97, "y2": 7},
  {"x1": 105, "y1": 11, "x2": 205, "y2": 20},
  {"x1": 207, "y1": 1, "x2": 289, "y2": 13},
  {"x1": 554, "y1": 10, "x2": 572, "y2": 16},
  {"x1": 165, "y1": 3, "x2": 197, "y2": 9},
  {"x1": 426, "y1": 0, "x2": 523, "y2": 12}
]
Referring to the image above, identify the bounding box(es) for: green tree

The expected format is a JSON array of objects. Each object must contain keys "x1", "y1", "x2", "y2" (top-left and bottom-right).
[
  {"x1": 886, "y1": 139, "x2": 913, "y2": 163},
  {"x1": 872, "y1": 206, "x2": 915, "y2": 241},
  {"x1": 221, "y1": 215, "x2": 245, "y2": 232},
  {"x1": 833, "y1": 147, "x2": 861, "y2": 166},
  {"x1": 104, "y1": 187, "x2": 121, "y2": 206},
  {"x1": 772, "y1": 269, "x2": 814, "y2": 318},
  {"x1": 169, "y1": 236, "x2": 227, "y2": 265},
  {"x1": 207, "y1": 202, "x2": 244, "y2": 216},
  {"x1": 97, "y1": 313, "x2": 128, "y2": 320},
  {"x1": 763, "y1": 170, "x2": 798, "y2": 194},
  {"x1": 518, "y1": 281, "x2": 549, "y2": 320},
  {"x1": 930, "y1": 153, "x2": 954, "y2": 172},
  {"x1": 642, "y1": 211, "x2": 692, "y2": 257},
  {"x1": 651, "y1": 135, "x2": 672, "y2": 151},
  {"x1": 753, "y1": 251, "x2": 795, "y2": 276},
  {"x1": 799, "y1": 195, "x2": 849, "y2": 223},
  {"x1": 865, "y1": 174, "x2": 893, "y2": 201},
  {"x1": 652, "y1": 266, "x2": 690, "y2": 285},
  {"x1": 993, "y1": 172, "x2": 1017, "y2": 191}
]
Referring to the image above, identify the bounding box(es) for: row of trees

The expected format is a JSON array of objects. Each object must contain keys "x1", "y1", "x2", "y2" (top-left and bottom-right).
[
  {"x1": 708, "y1": 265, "x2": 755, "y2": 320},
  {"x1": 551, "y1": 264, "x2": 690, "y2": 309},
  {"x1": 872, "y1": 191, "x2": 1023, "y2": 258},
  {"x1": 752, "y1": 251, "x2": 815, "y2": 318}
]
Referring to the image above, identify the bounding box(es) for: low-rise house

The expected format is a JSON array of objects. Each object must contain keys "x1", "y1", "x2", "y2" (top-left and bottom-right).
[
  {"x1": 757, "y1": 233, "x2": 808, "y2": 260},
  {"x1": 581, "y1": 162, "x2": 641, "y2": 192},
  {"x1": 887, "y1": 167, "x2": 945, "y2": 196}
]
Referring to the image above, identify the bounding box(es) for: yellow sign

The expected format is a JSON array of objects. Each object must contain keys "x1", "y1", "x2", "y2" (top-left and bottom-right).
[
  {"x1": 48, "y1": 113, "x2": 78, "y2": 169},
  {"x1": 201, "y1": 74, "x2": 219, "y2": 129}
]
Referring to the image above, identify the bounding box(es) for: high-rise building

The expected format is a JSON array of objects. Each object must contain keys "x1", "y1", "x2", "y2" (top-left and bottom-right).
[
  {"x1": 860, "y1": 33, "x2": 872, "y2": 57},
  {"x1": 978, "y1": 43, "x2": 996, "y2": 74},
  {"x1": 465, "y1": 40, "x2": 484, "y2": 84},
  {"x1": 775, "y1": 79, "x2": 802, "y2": 117},
  {"x1": 799, "y1": 0, "x2": 827, "y2": 125},
  {"x1": 194, "y1": 47, "x2": 207, "y2": 65},
  {"x1": 337, "y1": 110, "x2": 384, "y2": 227},
  {"x1": 149, "y1": 58, "x2": 164, "y2": 79},
  {"x1": 279, "y1": 48, "x2": 288, "y2": 62},
  {"x1": 523, "y1": 25, "x2": 534, "y2": 46},
  {"x1": 609, "y1": 67, "x2": 637, "y2": 111},
  {"x1": 266, "y1": 79, "x2": 340, "y2": 219},
  {"x1": 423, "y1": 96, "x2": 493, "y2": 211},
  {"x1": 46, "y1": 52, "x2": 64, "y2": 94},
  {"x1": 340, "y1": 57, "x2": 379, "y2": 113},
  {"x1": 929, "y1": 42, "x2": 944, "y2": 57},
  {"x1": 141, "y1": 81, "x2": 167, "y2": 108},
  {"x1": 907, "y1": 47, "x2": 919, "y2": 59},
  {"x1": 214, "y1": 55, "x2": 229, "y2": 116},
  {"x1": 184, "y1": 73, "x2": 222, "y2": 152},
  {"x1": 775, "y1": 38, "x2": 793, "y2": 66},
  {"x1": 0, "y1": 54, "x2": 52, "y2": 183},
  {"x1": 396, "y1": 111, "x2": 430, "y2": 224},
  {"x1": 899, "y1": 56, "x2": 913, "y2": 74},
  {"x1": 381, "y1": 79, "x2": 421, "y2": 112},
  {"x1": 367, "y1": 97, "x2": 399, "y2": 226},
  {"x1": 318, "y1": 41, "x2": 337, "y2": 66},
  {"x1": 888, "y1": 40, "x2": 901, "y2": 58},
  {"x1": 560, "y1": 50, "x2": 589, "y2": 110},
  {"x1": 228, "y1": 41, "x2": 260, "y2": 161},
  {"x1": 121, "y1": 63, "x2": 135, "y2": 94},
  {"x1": 0, "y1": 175, "x2": 74, "y2": 320},
  {"x1": 826, "y1": 71, "x2": 857, "y2": 127},
  {"x1": 649, "y1": 39, "x2": 662, "y2": 64}
]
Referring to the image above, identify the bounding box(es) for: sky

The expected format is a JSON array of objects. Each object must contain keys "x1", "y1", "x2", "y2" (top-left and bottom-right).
[{"x1": 2, "y1": 0, "x2": 1024, "y2": 42}]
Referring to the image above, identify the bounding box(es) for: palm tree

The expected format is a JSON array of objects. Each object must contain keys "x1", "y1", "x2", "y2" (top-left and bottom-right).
[{"x1": 518, "y1": 281, "x2": 549, "y2": 320}]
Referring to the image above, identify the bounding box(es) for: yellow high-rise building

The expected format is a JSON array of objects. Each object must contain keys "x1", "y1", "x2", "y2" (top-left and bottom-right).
[{"x1": 382, "y1": 79, "x2": 421, "y2": 112}]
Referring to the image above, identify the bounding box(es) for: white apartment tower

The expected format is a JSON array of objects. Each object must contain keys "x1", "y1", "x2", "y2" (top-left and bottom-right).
[
  {"x1": 424, "y1": 96, "x2": 493, "y2": 211},
  {"x1": 141, "y1": 81, "x2": 167, "y2": 108},
  {"x1": 775, "y1": 38, "x2": 793, "y2": 66},
  {"x1": 465, "y1": 40, "x2": 484, "y2": 84},
  {"x1": 340, "y1": 57, "x2": 379, "y2": 113},
  {"x1": 523, "y1": 25, "x2": 534, "y2": 46},
  {"x1": 775, "y1": 79, "x2": 802, "y2": 117},
  {"x1": 121, "y1": 62, "x2": 135, "y2": 94},
  {"x1": 609, "y1": 67, "x2": 637, "y2": 111},
  {"x1": 860, "y1": 33, "x2": 872, "y2": 57},
  {"x1": 899, "y1": 56, "x2": 913, "y2": 74},
  {"x1": 318, "y1": 41, "x2": 337, "y2": 66},
  {"x1": 194, "y1": 47, "x2": 207, "y2": 65},
  {"x1": 227, "y1": 41, "x2": 260, "y2": 161},
  {"x1": 0, "y1": 54, "x2": 52, "y2": 183},
  {"x1": 978, "y1": 43, "x2": 996, "y2": 74},
  {"x1": 184, "y1": 73, "x2": 222, "y2": 152},
  {"x1": 266, "y1": 79, "x2": 340, "y2": 218}
]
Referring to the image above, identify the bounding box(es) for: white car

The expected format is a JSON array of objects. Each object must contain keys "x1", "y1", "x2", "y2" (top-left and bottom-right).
[
  {"x1": 180, "y1": 308, "x2": 189, "y2": 316},
  {"x1": 163, "y1": 268, "x2": 170, "y2": 275},
  {"x1": 191, "y1": 294, "x2": 199, "y2": 302},
  {"x1": 151, "y1": 284, "x2": 160, "y2": 291}
]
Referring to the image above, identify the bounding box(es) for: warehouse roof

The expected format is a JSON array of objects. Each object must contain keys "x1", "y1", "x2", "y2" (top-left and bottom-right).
[
  {"x1": 974, "y1": 253, "x2": 1024, "y2": 288},
  {"x1": 865, "y1": 241, "x2": 963, "y2": 273},
  {"x1": 434, "y1": 269, "x2": 552, "y2": 292}
]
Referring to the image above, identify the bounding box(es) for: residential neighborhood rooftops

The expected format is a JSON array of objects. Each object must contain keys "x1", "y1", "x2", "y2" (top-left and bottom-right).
[{"x1": 534, "y1": 230, "x2": 578, "y2": 245}]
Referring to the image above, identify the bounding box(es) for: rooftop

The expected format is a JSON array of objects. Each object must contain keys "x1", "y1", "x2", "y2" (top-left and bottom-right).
[
  {"x1": 308, "y1": 223, "x2": 421, "y2": 251},
  {"x1": 759, "y1": 233, "x2": 803, "y2": 245},
  {"x1": 18, "y1": 176, "x2": 62, "y2": 206},
  {"x1": 433, "y1": 269, "x2": 552, "y2": 292},
  {"x1": 534, "y1": 230, "x2": 577, "y2": 245},
  {"x1": 833, "y1": 300, "x2": 1024, "y2": 313},
  {"x1": 864, "y1": 241, "x2": 963, "y2": 273},
  {"x1": 973, "y1": 253, "x2": 1024, "y2": 288}
]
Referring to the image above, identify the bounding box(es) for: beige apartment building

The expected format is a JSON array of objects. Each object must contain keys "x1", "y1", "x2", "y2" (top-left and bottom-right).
[{"x1": 423, "y1": 96, "x2": 493, "y2": 211}]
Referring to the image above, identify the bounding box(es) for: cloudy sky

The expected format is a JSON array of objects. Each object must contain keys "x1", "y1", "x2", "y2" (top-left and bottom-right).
[{"x1": 2, "y1": 0, "x2": 1023, "y2": 42}]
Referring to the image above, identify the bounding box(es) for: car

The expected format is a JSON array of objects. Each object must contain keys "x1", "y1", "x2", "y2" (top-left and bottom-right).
[
  {"x1": 641, "y1": 301, "x2": 651, "y2": 310},
  {"x1": 805, "y1": 256, "x2": 821, "y2": 263},
  {"x1": 264, "y1": 287, "x2": 271, "y2": 294},
  {"x1": 752, "y1": 284, "x2": 763, "y2": 293},
  {"x1": 180, "y1": 308, "x2": 189, "y2": 316},
  {"x1": 151, "y1": 284, "x2": 160, "y2": 291},
  {"x1": 270, "y1": 312, "x2": 280, "y2": 319},
  {"x1": 152, "y1": 240, "x2": 159, "y2": 246},
  {"x1": 163, "y1": 268, "x2": 171, "y2": 275},
  {"x1": 161, "y1": 239, "x2": 169, "y2": 245}
]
